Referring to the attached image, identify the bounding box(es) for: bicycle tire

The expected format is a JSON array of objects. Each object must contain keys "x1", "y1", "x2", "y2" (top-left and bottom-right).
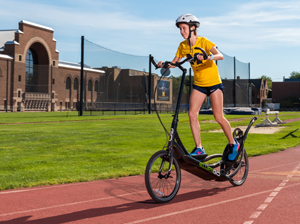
[
  {"x1": 229, "y1": 150, "x2": 249, "y2": 186},
  {"x1": 145, "y1": 150, "x2": 181, "y2": 203}
]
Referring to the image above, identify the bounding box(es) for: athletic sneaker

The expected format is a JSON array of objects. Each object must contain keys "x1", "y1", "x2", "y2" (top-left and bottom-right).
[
  {"x1": 227, "y1": 139, "x2": 240, "y2": 161},
  {"x1": 190, "y1": 146, "x2": 205, "y2": 156}
]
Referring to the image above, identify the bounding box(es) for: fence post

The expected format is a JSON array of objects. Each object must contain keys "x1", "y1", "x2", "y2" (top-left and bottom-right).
[
  {"x1": 248, "y1": 62, "x2": 251, "y2": 107},
  {"x1": 148, "y1": 54, "x2": 152, "y2": 114},
  {"x1": 50, "y1": 65, "x2": 53, "y2": 112},
  {"x1": 6, "y1": 59, "x2": 9, "y2": 112},
  {"x1": 79, "y1": 36, "x2": 84, "y2": 116},
  {"x1": 234, "y1": 56, "x2": 236, "y2": 107}
]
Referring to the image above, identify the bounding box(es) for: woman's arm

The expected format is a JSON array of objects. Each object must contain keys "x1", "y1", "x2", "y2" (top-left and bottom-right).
[
  {"x1": 196, "y1": 46, "x2": 223, "y2": 61},
  {"x1": 209, "y1": 46, "x2": 223, "y2": 61},
  {"x1": 157, "y1": 56, "x2": 182, "y2": 68}
]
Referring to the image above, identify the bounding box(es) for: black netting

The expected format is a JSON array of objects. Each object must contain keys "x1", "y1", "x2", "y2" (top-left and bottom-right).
[{"x1": 79, "y1": 38, "x2": 250, "y2": 115}]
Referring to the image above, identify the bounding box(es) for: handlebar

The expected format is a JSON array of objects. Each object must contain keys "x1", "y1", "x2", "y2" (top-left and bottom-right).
[{"x1": 150, "y1": 47, "x2": 209, "y2": 73}]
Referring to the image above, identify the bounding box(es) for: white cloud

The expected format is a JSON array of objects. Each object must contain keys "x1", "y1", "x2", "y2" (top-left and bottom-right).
[
  {"x1": 196, "y1": 1, "x2": 300, "y2": 51},
  {"x1": 1, "y1": 0, "x2": 300, "y2": 62}
]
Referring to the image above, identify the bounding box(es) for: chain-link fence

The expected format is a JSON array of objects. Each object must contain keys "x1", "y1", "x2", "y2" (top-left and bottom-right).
[
  {"x1": 79, "y1": 37, "x2": 251, "y2": 115},
  {"x1": 217, "y1": 51, "x2": 250, "y2": 108},
  {"x1": 0, "y1": 38, "x2": 250, "y2": 114},
  {"x1": 81, "y1": 38, "x2": 151, "y2": 115}
]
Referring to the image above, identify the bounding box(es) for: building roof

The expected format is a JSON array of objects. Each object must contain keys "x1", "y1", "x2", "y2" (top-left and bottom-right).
[
  {"x1": 0, "y1": 53, "x2": 13, "y2": 59},
  {"x1": 0, "y1": 29, "x2": 17, "y2": 50},
  {"x1": 20, "y1": 20, "x2": 54, "y2": 32},
  {"x1": 58, "y1": 61, "x2": 105, "y2": 74},
  {"x1": 0, "y1": 20, "x2": 53, "y2": 50},
  {"x1": 284, "y1": 78, "x2": 300, "y2": 82},
  {"x1": 249, "y1": 79, "x2": 263, "y2": 89}
]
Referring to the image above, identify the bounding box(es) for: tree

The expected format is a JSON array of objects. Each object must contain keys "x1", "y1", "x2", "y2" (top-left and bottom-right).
[
  {"x1": 172, "y1": 75, "x2": 193, "y2": 95},
  {"x1": 257, "y1": 75, "x2": 272, "y2": 89},
  {"x1": 289, "y1": 71, "x2": 300, "y2": 79}
]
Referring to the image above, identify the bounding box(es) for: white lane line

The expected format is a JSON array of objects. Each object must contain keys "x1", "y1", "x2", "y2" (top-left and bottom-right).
[
  {"x1": 244, "y1": 162, "x2": 300, "y2": 224},
  {"x1": 274, "y1": 187, "x2": 283, "y2": 192},
  {"x1": 257, "y1": 204, "x2": 268, "y2": 210},
  {"x1": 0, "y1": 190, "x2": 146, "y2": 217},
  {"x1": 269, "y1": 192, "x2": 278, "y2": 197},
  {"x1": 0, "y1": 181, "x2": 102, "y2": 195},
  {"x1": 249, "y1": 161, "x2": 299, "y2": 173},
  {"x1": 0, "y1": 178, "x2": 122, "y2": 195},
  {"x1": 2, "y1": 162, "x2": 296, "y2": 195},
  {"x1": 264, "y1": 197, "x2": 274, "y2": 203},
  {"x1": 250, "y1": 212, "x2": 261, "y2": 219},
  {"x1": 125, "y1": 182, "x2": 300, "y2": 224}
]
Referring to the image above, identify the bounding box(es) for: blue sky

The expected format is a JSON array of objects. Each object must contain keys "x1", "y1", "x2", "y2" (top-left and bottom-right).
[{"x1": 1, "y1": 0, "x2": 300, "y2": 81}]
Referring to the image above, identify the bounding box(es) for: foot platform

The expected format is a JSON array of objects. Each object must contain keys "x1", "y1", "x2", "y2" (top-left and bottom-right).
[{"x1": 190, "y1": 153, "x2": 208, "y2": 160}]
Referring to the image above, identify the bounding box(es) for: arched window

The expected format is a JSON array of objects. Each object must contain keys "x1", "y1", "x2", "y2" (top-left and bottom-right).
[
  {"x1": 88, "y1": 79, "x2": 92, "y2": 91},
  {"x1": 74, "y1": 78, "x2": 78, "y2": 90},
  {"x1": 95, "y1": 80, "x2": 98, "y2": 92},
  {"x1": 66, "y1": 77, "x2": 71, "y2": 90},
  {"x1": 26, "y1": 49, "x2": 38, "y2": 92}
]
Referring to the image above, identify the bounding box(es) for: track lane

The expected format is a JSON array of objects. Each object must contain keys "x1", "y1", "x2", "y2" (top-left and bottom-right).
[{"x1": 0, "y1": 146, "x2": 300, "y2": 224}]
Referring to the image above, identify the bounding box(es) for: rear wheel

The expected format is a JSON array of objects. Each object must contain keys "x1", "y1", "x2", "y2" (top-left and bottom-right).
[
  {"x1": 228, "y1": 150, "x2": 249, "y2": 186},
  {"x1": 145, "y1": 150, "x2": 181, "y2": 203}
]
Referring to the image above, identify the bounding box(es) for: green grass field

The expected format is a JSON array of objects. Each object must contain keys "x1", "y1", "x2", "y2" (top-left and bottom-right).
[{"x1": 0, "y1": 111, "x2": 299, "y2": 190}]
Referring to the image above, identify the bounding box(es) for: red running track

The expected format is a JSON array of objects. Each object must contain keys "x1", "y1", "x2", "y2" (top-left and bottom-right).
[{"x1": 1, "y1": 146, "x2": 300, "y2": 224}]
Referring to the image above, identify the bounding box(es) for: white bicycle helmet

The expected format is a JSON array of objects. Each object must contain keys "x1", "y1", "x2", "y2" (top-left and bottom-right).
[{"x1": 176, "y1": 14, "x2": 200, "y2": 28}]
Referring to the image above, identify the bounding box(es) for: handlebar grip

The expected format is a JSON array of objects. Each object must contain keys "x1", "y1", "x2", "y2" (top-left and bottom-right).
[
  {"x1": 150, "y1": 56, "x2": 158, "y2": 68},
  {"x1": 198, "y1": 47, "x2": 208, "y2": 60}
]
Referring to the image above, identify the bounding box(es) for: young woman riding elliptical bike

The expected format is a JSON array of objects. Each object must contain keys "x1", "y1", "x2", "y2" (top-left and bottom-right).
[{"x1": 157, "y1": 13, "x2": 240, "y2": 161}]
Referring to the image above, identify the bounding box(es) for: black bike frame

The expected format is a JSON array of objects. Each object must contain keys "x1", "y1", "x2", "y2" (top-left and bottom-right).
[{"x1": 150, "y1": 55, "x2": 256, "y2": 182}]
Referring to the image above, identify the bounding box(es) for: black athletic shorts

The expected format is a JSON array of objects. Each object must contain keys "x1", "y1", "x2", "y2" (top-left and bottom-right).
[{"x1": 193, "y1": 83, "x2": 224, "y2": 96}]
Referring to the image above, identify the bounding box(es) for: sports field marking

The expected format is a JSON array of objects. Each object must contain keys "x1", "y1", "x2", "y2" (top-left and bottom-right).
[
  {"x1": 0, "y1": 190, "x2": 146, "y2": 217},
  {"x1": 244, "y1": 162, "x2": 300, "y2": 224},
  {"x1": 1, "y1": 162, "x2": 297, "y2": 195},
  {"x1": 249, "y1": 161, "x2": 299, "y2": 173},
  {"x1": 0, "y1": 178, "x2": 118, "y2": 195},
  {"x1": 124, "y1": 182, "x2": 300, "y2": 224}
]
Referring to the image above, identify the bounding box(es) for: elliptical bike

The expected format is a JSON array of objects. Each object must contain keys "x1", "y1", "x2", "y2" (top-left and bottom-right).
[{"x1": 145, "y1": 49, "x2": 257, "y2": 203}]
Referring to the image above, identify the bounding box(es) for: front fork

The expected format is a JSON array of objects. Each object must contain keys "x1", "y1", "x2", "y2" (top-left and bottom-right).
[{"x1": 166, "y1": 118, "x2": 178, "y2": 174}]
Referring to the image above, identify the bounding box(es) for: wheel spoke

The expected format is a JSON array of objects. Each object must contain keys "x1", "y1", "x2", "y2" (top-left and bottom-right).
[{"x1": 145, "y1": 150, "x2": 181, "y2": 203}]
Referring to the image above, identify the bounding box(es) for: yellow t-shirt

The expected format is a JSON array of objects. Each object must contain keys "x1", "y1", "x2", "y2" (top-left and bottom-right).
[{"x1": 175, "y1": 37, "x2": 222, "y2": 87}]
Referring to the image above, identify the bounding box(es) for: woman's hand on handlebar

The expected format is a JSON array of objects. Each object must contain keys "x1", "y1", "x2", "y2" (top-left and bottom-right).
[
  {"x1": 157, "y1": 57, "x2": 182, "y2": 68},
  {"x1": 196, "y1": 54, "x2": 206, "y2": 61},
  {"x1": 157, "y1": 61, "x2": 174, "y2": 68},
  {"x1": 157, "y1": 61, "x2": 165, "y2": 68}
]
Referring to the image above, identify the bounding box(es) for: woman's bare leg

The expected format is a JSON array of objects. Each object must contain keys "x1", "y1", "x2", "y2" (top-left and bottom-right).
[
  {"x1": 209, "y1": 89, "x2": 235, "y2": 144},
  {"x1": 188, "y1": 89, "x2": 207, "y2": 147}
]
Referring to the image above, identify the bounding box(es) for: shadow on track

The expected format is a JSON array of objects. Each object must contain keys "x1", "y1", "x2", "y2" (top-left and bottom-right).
[{"x1": 0, "y1": 186, "x2": 231, "y2": 224}]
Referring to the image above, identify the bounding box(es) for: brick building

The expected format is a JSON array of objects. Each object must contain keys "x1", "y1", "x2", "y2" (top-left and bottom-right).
[
  {"x1": 99, "y1": 66, "x2": 172, "y2": 105},
  {"x1": 0, "y1": 20, "x2": 104, "y2": 112},
  {"x1": 249, "y1": 78, "x2": 268, "y2": 107},
  {"x1": 272, "y1": 79, "x2": 300, "y2": 108}
]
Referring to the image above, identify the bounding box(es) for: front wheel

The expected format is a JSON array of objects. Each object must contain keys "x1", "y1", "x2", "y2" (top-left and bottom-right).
[
  {"x1": 145, "y1": 150, "x2": 181, "y2": 203},
  {"x1": 229, "y1": 150, "x2": 249, "y2": 186}
]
